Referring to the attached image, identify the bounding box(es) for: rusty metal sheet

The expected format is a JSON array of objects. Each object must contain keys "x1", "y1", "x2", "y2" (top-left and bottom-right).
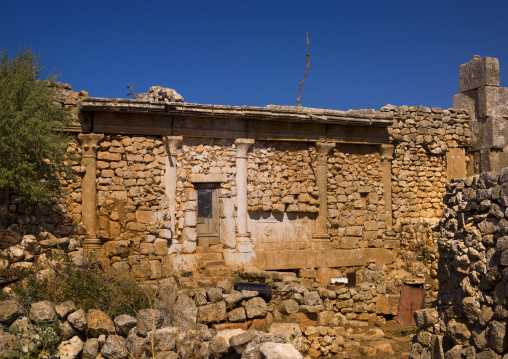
[{"x1": 397, "y1": 285, "x2": 425, "y2": 325}]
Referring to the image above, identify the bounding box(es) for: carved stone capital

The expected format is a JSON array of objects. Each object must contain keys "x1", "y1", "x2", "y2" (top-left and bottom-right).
[
  {"x1": 163, "y1": 135, "x2": 183, "y2": 156},
  {"x1": 378, "y1": 144, "x2": 394, "y2": 161},
  {"x1": 235, "y1": 138, "x2": 255, "y2": 158},
  {"x1": 78, "y1": 133, "x2": 104, "y2": 158},
  {"x1": 315, "y1": 142, "x2": 336, "y2": 163}
]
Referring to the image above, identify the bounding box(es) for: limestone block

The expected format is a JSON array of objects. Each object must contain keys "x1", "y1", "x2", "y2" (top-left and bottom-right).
[
  {"x1": 58, "y1": 336, "x2": 84, "y2": 359},
  {"x1": 364, "y1": 221, "x2": 379, "y2": 231},
  {"x1": 182, "y1": 240, "x2": 196, "y2": 254},
  {"x1": 269, "y1": 323, "x2": 304, "y2": 352},
  {"x1": 0, "y1": 301, "x2": 22, "y2": 326},
  {"x1": 131, "y1": 259, "x2": 150, "y2": 279},
  {"x1": 149, "y1": 260, "x2": 161, "y2": 279},
  {"x1": 111, "y1": 261, "x2": 130, "y2": 278},
  {"x1": 101, "y1": 169, "x2": 114, "y2": 178},
  {"x1": 29, "y1": 301, "x2": 56, "y2": 324},
  {"x1": 103, "y1": 240, "x2": 130, "y2": 257},
  {"x1": 375, "y1": 294, "x2": 399, "y2": 316},
  {"x1": 185, "y1": 211, "x2": 197, "y2": 226},
  {"x1": 171, "y1": 254, "x2": 197, "y2": 272},
  {"x1": 183, "y1": 227, "x2": 198, "y2": 242},
  {"x1": 182, "y1": 201, "x2": 197, "y2": 211},
  {"x1": 126, "y1": 222, "x2": 146, "y2": 231},
  {"x1": 68, "y1": 309, "x2": 87, "y2": 332},
  {"x1": 225, "y1": 291, "x2": 245, "y2": 309},
  {"x1": 259, "y1": 343, "x2": 303, "y2": 359},
  {"x1": 197, "y1": 301, "x2": 227, "y2": 323},
  {"x1": 489, "y1": 320, "x2": 508, "y2": 354},
  {"x1": 345, "y1": 226, "x2": 363, "y2": 237},
  {"x1": 136, "y1": 210, "x2": 155, "y2": 223},
  {"x1": 159, "y1": 229, "x2": 172, "y2": 240},
  {"x1": 459, "y1": 56, "x2": 499, "y2": 92},
  {"x1": 154, "y1": 238, "x2": 168, "y2": 256},
  {"x1": 245, "y1": 297, "x2": 267, "y2": 319},
  {"x1": 86, "y1": 309, "x2": 115, "y2": 337},
  {"x1": 414, "y1": 309, "x2": 438, "y2": 329},
  {"x1": 55, "y1": 301, "x2": 77, "y2": 319},
  {"x1": 161, "y1": 255, "x2": 175, "y2": 277},
  {"x1": 140, "y1": 243, "x2": 155, "y2": 255},
  {"x1": 228, "y1": 307, "x2": 247, "y2": 323},
  {"x1": 278, "y1": 300, "x2": 299, "y2": 315}
]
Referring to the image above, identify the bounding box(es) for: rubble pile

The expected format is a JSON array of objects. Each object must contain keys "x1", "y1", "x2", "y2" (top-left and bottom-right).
[{"x1": 410, "y1": 169, "x2": 508, "y2": 358}]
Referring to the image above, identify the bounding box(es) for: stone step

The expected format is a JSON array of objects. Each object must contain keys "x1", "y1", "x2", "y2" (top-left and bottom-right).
[
  {"x1": 196, "y1": 252, "x2": 223, "y2": 262},
  {"x1": 205, "y1": 265, "x2": 232, "y2": 277},
  {"x1": 199, "y1": 260, "x2": 226, "y2": 270}
]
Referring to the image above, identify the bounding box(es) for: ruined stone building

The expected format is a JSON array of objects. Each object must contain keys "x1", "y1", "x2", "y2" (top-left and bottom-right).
[{"x1": 1, "y1": 56, "x2": 506, "y2": 289}]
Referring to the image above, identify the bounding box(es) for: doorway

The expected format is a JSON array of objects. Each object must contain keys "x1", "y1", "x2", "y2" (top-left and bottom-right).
[{"x1": 195, "y1": 182, "x2": 220, "y2": 247}]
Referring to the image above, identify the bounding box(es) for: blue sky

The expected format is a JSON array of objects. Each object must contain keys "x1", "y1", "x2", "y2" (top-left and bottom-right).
[{"x1": 1, "y1": 1, "x2": 507, "y2": 111}]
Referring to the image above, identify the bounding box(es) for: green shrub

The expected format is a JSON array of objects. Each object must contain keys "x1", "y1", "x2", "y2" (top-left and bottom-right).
[
  {"x1": 9, "y1": 258, "x2": 150, "y2": 318},
  {"x1": 7, "y1": 319, "x2": 62, "y2": 359}
]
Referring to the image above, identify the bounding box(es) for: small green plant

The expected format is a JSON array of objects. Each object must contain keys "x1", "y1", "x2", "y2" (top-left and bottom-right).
[
  {"x1": 8, "y1": 257, "x2": 150, "y2": 318},
  {"x1": 7, "y1": 319, "x2": 62, "y2": 359}
]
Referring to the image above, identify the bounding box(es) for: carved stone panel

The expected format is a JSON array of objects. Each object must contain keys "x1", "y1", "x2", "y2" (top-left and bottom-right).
[{"x1": 248, "y1": 212, "x2": 316, "y2": 250}]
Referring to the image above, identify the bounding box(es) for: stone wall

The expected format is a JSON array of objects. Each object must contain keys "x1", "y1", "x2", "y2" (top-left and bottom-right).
[
  {"x1": 247, "y1": 141, "x2": 318, "y2": 214},
  {"x1": 175, "y1": 138, "x2": 237, "y2": 251},
  {"x1": 328, "y1": 145, "x2": 385, "y2": 248},
  {"x1": 382, "y1": 105, "x2": 471, "y2": 295},
  {"x1": 1, "y1": 104, "x2": 472, "y2": 285},
  {"x1": 410, "y1": 169, "x2": 508, "y2": 358},
  {"x1": 5, "y1": 137, "x2": 85, "y2": 238}
]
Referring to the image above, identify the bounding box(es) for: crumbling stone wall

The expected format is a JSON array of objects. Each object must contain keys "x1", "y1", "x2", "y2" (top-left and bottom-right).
[
  {"x1": 247, "y1": 141, "x2": 318, "y2": 214},
  {"x1": 93, "y1": 135, "x2": 189, "y2": 280},
  {"x1": 410, "y1": 169, "x2": 508, "y2": 358},
  {"x1": 5, "y1": 137, "x2": 85, "y2": 237},
  {"x1": 383, "y1": 105, "x2": 471, "y2": 291},
  {"x1": 328, "y1": 145, "x2": 385, "y2": 248},
  {"x1": 175, "y1": 137, "x2": 236, "y2": 250}
]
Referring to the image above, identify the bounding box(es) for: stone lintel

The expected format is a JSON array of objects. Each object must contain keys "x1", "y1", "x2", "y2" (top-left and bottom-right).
[
  {"x1": 79, "y1": 98, "x2": 394, "y2": 126},
  {"x1": 188, "y1": 173, "x2": 227, "y2": 183},
  {"x1": 255, "y1": 248, "x2": 394, "y2": 270}
]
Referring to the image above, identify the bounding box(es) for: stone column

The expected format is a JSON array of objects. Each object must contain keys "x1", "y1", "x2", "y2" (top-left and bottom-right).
[
  {"x1": 379, "y1": 144, "x2": 394, "y2": 230},
  {"x1": 78, "y1": 133, "x2": 104, "y2": 253},
  {"x1": 235, "y1": 138, "x2": 255, "y2": 252},
  {"x1": 163, "y1": 136, "x2": 183, "y2": 238},
  {"x1": 313, "y1": 142, "x2": 335, "y2": 242}
]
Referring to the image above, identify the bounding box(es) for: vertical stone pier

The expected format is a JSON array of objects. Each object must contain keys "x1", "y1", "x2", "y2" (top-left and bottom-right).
[
  {"x1": 454, "y1": 56, "x2": 508, "y2": 174},
  {"x1": 313, "y1": 141, "x2": 335, "y2": 245},
  {"x1": 163, "y1": 136, "x2": 183, "y2": 238},
  {"x1": 379, "y1": 144, "x2": 394, "y2": 230},
  {"x1": 235, "y1": 138, "x2": 255, "y2": 253},
  {"x1": 78, "y1": 133, "x2": 104, "y2": 254}
]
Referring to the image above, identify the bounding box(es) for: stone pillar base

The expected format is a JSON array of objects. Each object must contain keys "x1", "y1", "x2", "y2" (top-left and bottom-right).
[
  {"x1": 83, "y1": 237, "x2": 102, "y2": 257},
  {"x1": 312, "y1": 234, "x2": 332, "y2": 249},
  {"x1": 236, "y1": 233, "x2": 254, "y2": 253}
]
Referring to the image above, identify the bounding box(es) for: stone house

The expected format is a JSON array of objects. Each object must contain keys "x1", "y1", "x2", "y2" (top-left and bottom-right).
[{"x1": 3, "y1": 56, "x2": 507, "y2": 284}]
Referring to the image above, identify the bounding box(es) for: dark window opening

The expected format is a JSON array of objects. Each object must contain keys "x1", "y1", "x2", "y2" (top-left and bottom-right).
[{"x1": 195, "y1": 183, "x2": 219, "y2": 219}]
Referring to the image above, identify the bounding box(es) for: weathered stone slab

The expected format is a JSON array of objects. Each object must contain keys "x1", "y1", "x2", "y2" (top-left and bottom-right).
[{"x1": 255, "y1": 248, "x2": 394, "y2": 270}]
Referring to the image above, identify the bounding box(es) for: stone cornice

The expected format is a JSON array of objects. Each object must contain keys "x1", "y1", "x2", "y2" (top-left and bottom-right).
[{"x1": 78, "y1": 98, "x2": 393, "y2": 127}]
